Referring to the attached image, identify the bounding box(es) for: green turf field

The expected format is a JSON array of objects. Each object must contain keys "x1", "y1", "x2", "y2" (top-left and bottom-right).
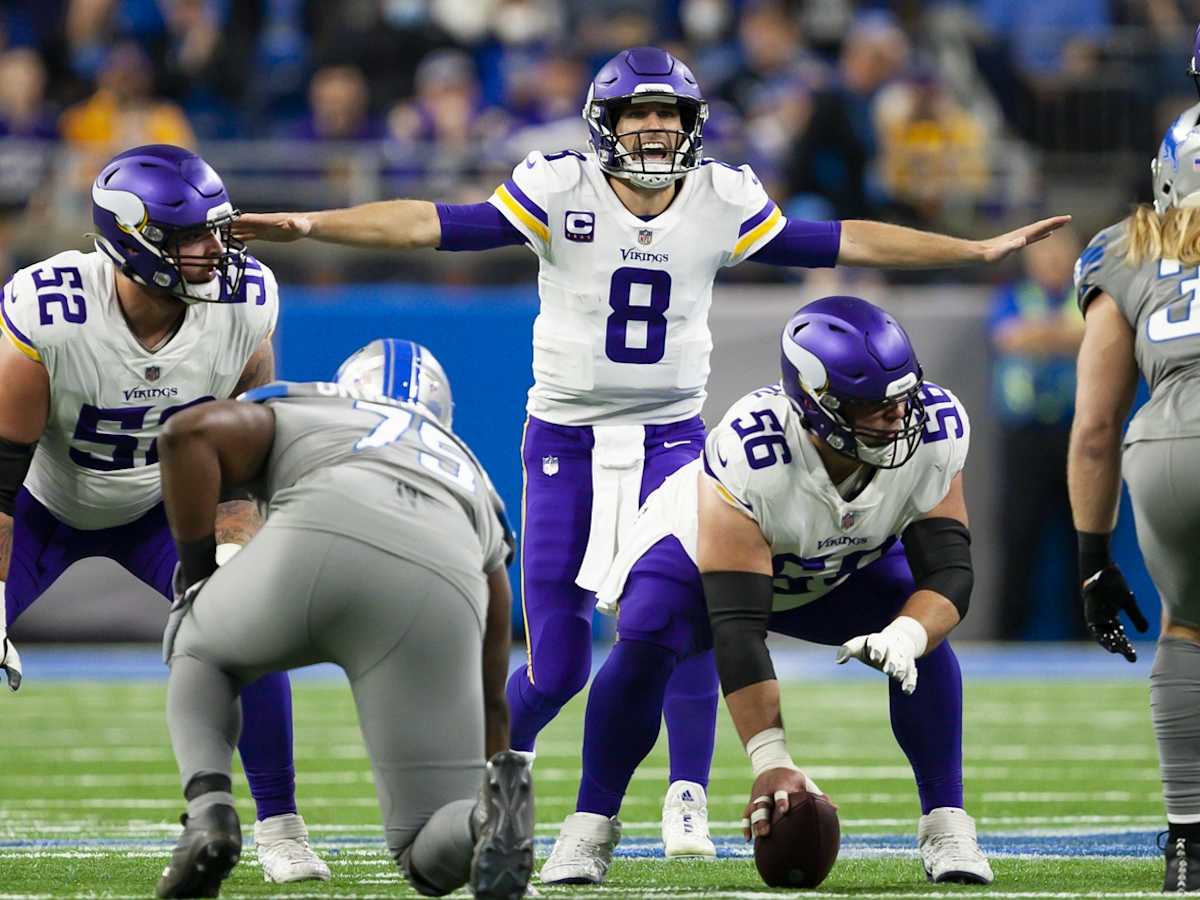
[{"x1": 0, "y1": 660, "x2": 1168, "y2": 898}]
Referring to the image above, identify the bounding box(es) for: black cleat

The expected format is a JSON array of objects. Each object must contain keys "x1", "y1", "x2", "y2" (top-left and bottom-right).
[
  {"x1": 1162, "y1": 831, "x2": 1200, "y2": 893},
  {"x1": 156, "y1": 803, "x2": 242, "y2": 898},
  {"x1": 470, "y1": 751, "x2": 534, "y2": 900}
]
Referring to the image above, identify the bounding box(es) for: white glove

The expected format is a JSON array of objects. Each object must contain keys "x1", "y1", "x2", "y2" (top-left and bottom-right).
[
  {"x1": 0, "y1": 582, "x2": 21, "y2": 691},
  {"x1": 836, "y1": 616, "x2": 928, "y2": 695},
  {"x1": 162, "y1": 564, "x2": 209, "y2": 665}
]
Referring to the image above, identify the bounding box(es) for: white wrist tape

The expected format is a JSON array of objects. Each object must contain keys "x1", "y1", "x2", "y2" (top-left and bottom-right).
[
  {"x1": 215, "y1": 543, "x2": 242, "y2": 567},
  {"x1": 883, "y1": 615, "x2": 928, "y2": 658},
  {"x1": 746, "y1": 727, "x2": 797, "y2": 778}
]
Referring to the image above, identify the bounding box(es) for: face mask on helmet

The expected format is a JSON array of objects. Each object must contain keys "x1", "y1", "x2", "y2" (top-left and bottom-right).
[
  {"x1": 335, "y1": 338, "x2": 455, "y2": 430},
  {"x1": 583, "y1": 47, "x2": 708, "y2": 190},
  {"x1": 779, "y1": 299, "x2": 928, "y2": 470},
  {"x1": 90, "y1": 145, "x2": 248, "y2": 304},
  {"x1": 1150, "y1": 101, "x2": 1200, "y2": 214}
]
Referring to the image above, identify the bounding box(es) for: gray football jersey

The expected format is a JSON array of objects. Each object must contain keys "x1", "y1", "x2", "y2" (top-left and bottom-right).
[
  {"x1": 241, "y1": 381, "x2": 514, "y2": 574},
  {"x1": 1076, "y1": 219, "x2": 1200, "y2": 443}
]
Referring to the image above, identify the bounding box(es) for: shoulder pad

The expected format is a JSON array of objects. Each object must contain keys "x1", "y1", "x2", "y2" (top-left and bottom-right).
[
  {"x1": 706, "y1": 160, "x2": 766, "y2": 207},
  {"x1": 519, "y1": 149, "x2": 585, "y2": 194},
  {"x1": 915, "y1": 382, "x2": 971, "y2": 473}
]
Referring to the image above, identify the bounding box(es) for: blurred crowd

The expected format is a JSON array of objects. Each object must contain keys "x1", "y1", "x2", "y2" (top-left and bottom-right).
[{"x1": 0, "y1": 0, "x2": 1198, "y2": 280}]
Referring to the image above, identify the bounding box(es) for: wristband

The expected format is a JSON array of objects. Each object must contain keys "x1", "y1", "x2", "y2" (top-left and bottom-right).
[
  {"x1": 882, "y1": 615, "x2": 929, "y2": 658},
  {"x1": 746, "y1": 727, "x2": 797, "y2": 778},
  {"x1": 1077, "y1": 530, "x2": 1113, "y2": 583}
]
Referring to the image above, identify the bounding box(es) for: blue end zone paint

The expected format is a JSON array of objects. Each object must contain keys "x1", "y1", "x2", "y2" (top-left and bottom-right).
[
  {"x1": 0, "y1": 832, "x2": 1162, "y2": 859},
  {"x1": 16, "y1": 643, "x2": 1153, "y2": 682}
]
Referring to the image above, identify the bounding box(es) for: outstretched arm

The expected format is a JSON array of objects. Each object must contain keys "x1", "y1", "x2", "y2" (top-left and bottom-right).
[
  {"x1": 837, "y1": 216, "x2": 1072, "y2": 268},
  {"x1": 233, "y1": 199, "x2": 443, "y2": 249}
]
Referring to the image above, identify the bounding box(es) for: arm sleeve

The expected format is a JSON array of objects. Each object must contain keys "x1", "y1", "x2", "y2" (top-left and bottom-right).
[
  {"x1": 747, "y1": 217, "x2": 842, "y2": 268},
  {"x1": 436, "y1": 202, "x2": 527, "y2": 251},
  {"x1": 486, "y1": 152, "x2": 554, "y2": 257},
  {"x1": 1074, "y1": 221, "x2": 1138, "y2": 315}
]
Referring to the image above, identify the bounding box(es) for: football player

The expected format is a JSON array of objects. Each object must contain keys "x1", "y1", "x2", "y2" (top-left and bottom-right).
[
  {"x1": 234, "y1": 46, "x2": 1066, "y2": 856},
  {"x1": 1070, "y1": 102, "x2": 1200, "y2": 892},
  {"x1": 0, "y1": 145, "x2": 328, "y2": 882},
  {"x1": 152, "y1": 339, "x2": 531, "y2": 900},
  {"x1": 538, "y1": 297, "x2": 991, "y2": 886}
]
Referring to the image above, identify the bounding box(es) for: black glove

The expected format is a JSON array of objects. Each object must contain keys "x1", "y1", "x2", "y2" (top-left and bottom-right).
[{"x1": 1082, "y1": 566, "x2": 1149, "y2": 662}]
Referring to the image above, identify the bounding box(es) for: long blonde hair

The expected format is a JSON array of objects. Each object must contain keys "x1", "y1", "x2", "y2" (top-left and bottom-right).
[{"x1": 1126, "y1": 204, "x2": 1200, "y2": 266}]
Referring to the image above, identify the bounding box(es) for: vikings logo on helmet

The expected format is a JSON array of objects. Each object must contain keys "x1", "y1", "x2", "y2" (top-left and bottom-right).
[
  {"x1": 90, "y1": 144, "x2": 247, "y2": 304},
  {"x1": 582, "y1": 47, "x2": 709, "y2": 190},
  {"x1": 779, "y1": 296, "x2": 927, "y2": 470}
]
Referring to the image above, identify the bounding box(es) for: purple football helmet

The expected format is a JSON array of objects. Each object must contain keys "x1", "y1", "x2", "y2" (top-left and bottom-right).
[
  {"x1": 91, "y1": 144, "x2": 246, "y2": 303},
  {"x1": 582, "y1": 46, "x2": 708, "y2": 190},
  {"x1": 780, "y1": 296, "x2": 927, "y2": 469}
]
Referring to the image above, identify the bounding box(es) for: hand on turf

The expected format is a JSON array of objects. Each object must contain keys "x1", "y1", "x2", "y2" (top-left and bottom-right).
[
  {"x1": 742, "y1": 768, "x2": 827, "y2": 840},
  {"x1": 162, "y1": 564, "x2": 209, "y2": 665},
  {"x1": 1, "y1": 632, "x2": 21, "y2": 691},
  {"x1": 837, "y1": 630, "x2": 919, "y2": 694},
  {"x1": 977, "y1": 216, "x2": 1072, "y2": 263},
  {"x1": 1082, "y1": 566, "x2": 1148, "y2": 663},
  {"x1": 231, "y1": 213, "x2": 312, "y2": 243}
]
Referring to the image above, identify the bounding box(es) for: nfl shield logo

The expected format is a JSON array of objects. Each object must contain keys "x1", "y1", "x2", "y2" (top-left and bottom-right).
[
  {"x1": 841, "y1": 510, "x2": 856, "y2": 529},
  {"x1": 145, "y1": 366, "x2": 160, "y2": 382},
  {"x1": 542, "y1": 455, "x2": 559, "y2": 476},
  {"x1": 638, "y1": 228, "x2": 653, "y2": 245}
]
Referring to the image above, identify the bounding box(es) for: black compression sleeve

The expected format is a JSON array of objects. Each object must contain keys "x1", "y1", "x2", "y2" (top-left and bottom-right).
[
  {"x1": 902, "y1": 517, "x2": 973, "y2": 618},
  {"x1": 0, "y1": 437, "x2": 34, "y2": 516},
  {"x1": 703, "y1": 570, "x2": 776, "y2": 696}
]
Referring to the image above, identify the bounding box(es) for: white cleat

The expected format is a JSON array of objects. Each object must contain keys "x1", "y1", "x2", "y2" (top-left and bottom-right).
[
  {"x1": 918, "y1": 807, "x2": 994, "y2": 885},
  {"x1": 661, "y1": 780, "x2": 716, "y2": 860},
  {"x1": 254, "y1": 813, "x2": 331, "y2": 884},
  {"x1": 538, "y1": 812, "x2": 621, "y2": 884}
]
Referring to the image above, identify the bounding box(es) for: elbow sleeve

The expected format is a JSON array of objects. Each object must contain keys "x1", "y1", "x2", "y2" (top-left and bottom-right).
[
  {"x1": 703, "y1": 570, "x2": 777, "y2": 695},
  {"x1": 902, "y1": 517, "x2": 973, "y2": 619},
  {"x1": 0, "y1": 437, "x2": 34, "y2": 516}
]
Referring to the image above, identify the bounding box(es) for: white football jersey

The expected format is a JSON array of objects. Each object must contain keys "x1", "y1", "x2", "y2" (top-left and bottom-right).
[
  {"x1": 599, "y1": 383, "x2": 970, "y2": 612},
  {"x1": 1, "y1": 249, "x2": 279, "y2": 529},
  {"x1": 489, "y1": 150, "x2": 829, "y2": 426}
]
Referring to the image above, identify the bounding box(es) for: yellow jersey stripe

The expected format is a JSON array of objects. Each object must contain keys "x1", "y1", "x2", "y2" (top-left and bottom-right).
[
  {"x1": 0, "y1": 312, "x2": 40, "y2": 362},
  {"x1": 732, "y1": 206, "x2": 784, "y2": 259},
  {"x1": 494, "y1": 185, "x2": 550, "y2": 244}
]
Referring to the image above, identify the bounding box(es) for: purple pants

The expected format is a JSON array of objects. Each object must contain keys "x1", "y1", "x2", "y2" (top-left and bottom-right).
[
  {"x1": 509, "y1": 414, "x2": 719, "y2": 781},
  {"x1": 6, "y1": 487, "x2": 299, "y2": 821},
  {"x1": 517, "y1": 414, "x2": 706, "y2": 693}
]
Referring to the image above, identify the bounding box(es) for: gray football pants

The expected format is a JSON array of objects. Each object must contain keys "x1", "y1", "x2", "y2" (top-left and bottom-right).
[
  {"x1": 1124, "y1": 437, "x2": 1200, "y2": 629},
  {"x1": 1125, "y1": 438, "x2": 1200, "y2": 822},
  {"x1": 165, "y1": 518, "x2": 487, "y2": 863}
]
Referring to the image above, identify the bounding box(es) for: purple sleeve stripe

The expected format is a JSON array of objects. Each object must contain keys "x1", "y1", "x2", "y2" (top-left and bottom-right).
[
  {"x1": 1, "y1": 279, "x2": 34, "y2": 347},
  {"x1": 436, "y1": 202, "x2": 527, "y2": 251},
  {"x1": 738, "y1": 199, "x2": 777, "y2": 237},
  {"x1": 503, "y1": 179, "x2": 548, "y2": 226},
  {"x1": 701, "y1": 449, "x2": 753, "y2": 511},
  {"x1": 748, "y1": 218, "x2": 842, "y2": 269}
]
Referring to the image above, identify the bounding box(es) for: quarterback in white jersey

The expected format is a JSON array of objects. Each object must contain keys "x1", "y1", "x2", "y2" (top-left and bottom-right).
[
  {"x1": 0, "y1": 145, "x2": 329, "y2": 884},
  {"x1": 236, "y1": 45, "x2": 1067, "y2": 859},
  {"x1": 538, "y1": 297, "x2": 993, "y2": 887}
]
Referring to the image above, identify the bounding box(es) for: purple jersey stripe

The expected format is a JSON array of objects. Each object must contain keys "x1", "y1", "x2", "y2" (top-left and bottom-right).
[
  {"x1": 503, "y1": 179, "x2": 548, "y2": 226},
  {"x1": 1, "y1": 278, "x2": 35, "y2": 349},
  {"x1": 738, "y1": 199, "x2": 777, "y2": 237}
]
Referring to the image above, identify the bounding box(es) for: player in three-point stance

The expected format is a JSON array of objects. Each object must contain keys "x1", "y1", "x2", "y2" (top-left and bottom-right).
[
  {"x1": 542, "y1": 297, "x2": 992, "y2": 886},
  {"x1": 0, "y1": 145, "x2": 328, "y2": 882},
  {"x1": 235, "y1": 45, "x2": 1067, "y2": 858},
  {"x1": 152, "y1": 339, "x2": 532, "y2": 900},
  {"x1": 1069, "y1": 100, "x2": 1200, "y2": 892}
]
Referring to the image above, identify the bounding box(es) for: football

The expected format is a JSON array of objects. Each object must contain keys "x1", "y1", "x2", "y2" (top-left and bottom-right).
[{"x1": 753, "y1": 791, "x2": 841, "y2": 888}]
